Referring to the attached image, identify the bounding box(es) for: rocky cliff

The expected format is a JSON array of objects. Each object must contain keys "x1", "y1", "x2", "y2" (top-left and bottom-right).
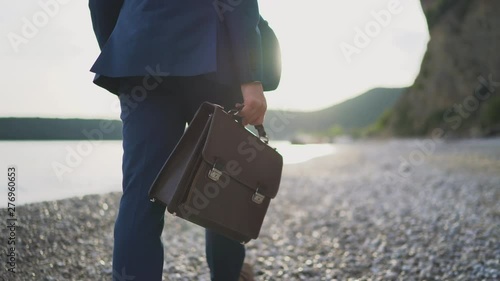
[{"x1": 388, "y1": 0, "x2": 500, "y2": 137}]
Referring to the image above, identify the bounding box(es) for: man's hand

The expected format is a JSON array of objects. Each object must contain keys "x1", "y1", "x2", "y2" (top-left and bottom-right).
[{"x1": 238, "y1": 82, "x2": 267, "y2": 126}]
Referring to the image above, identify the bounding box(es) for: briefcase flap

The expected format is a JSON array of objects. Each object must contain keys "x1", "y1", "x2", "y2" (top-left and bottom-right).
[{"x1": 201, "y1": 107, "x2": 283, "y2": 199}]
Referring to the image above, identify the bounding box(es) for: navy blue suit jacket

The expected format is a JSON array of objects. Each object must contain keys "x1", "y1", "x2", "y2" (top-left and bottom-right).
[{"x1": 89, "y1": 0, "x2": 263, "y2": 94}]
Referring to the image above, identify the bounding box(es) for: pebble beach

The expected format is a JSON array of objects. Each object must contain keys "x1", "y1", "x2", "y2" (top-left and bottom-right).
[{"x1": 1, "y1": 139, "x2": 499, "y2": 281}]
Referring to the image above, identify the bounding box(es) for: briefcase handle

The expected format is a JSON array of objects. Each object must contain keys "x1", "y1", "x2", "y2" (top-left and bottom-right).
[{"x1": 227, "y1": 105, "x2": 269, "y2": 144}]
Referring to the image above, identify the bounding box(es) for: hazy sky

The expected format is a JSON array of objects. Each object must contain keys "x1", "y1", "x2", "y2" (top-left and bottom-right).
[{"x1": 0, "y1": 0, "x2": 429, "y2": 119}]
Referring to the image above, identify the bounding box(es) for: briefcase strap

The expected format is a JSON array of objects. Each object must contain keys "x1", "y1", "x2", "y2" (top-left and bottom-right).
[{"x1": 226, "y1": 105, "x2": 269, "y2": 144}]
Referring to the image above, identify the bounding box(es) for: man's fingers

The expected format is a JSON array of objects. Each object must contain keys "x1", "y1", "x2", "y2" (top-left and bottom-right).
[
  {"x1": 244, "y1": 113, "x2": 264, "y2": 126},
  {"x1": 239, "y1": 81, "x2": 266, "y2": 125},
  {"x1": 238, "y1": 106, "x2": 255, "y2": 120},
  {"x1": 239, "y1": 109, "x2": 262, "y2": 125}
]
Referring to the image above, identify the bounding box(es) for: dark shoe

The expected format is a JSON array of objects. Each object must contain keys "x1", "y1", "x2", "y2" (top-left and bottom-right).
[{"x1": 239, "y1": 263, "x2": 255, "y2": 281}]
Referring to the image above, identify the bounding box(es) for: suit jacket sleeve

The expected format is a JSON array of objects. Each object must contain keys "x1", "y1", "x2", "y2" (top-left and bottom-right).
[
  {"x1": 88, "y1": 0, "x2": 124, "y2": 50},
  {"x1": 221, "y1": 0, "x2": 263, "y2": 84}
]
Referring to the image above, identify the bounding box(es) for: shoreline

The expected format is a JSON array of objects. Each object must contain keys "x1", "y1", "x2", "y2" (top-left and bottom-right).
[
  {"x1": 1, "y1": 141, "x2": 499, "y2": 280},
  {"x1": 4, "y1": 137, "x2": 500, "y2": 208}
]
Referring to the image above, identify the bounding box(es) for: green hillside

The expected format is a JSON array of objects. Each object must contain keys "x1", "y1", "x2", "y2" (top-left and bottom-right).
[
  {"x1": 263, "y1": 87, "x2": 406, "y2": 139},
  {"x1": 0, "y1": 118, "x2": 122, "y2": 140},
  {"x1": 0, "y1": 88, "x2": 404, "y2": 141}
]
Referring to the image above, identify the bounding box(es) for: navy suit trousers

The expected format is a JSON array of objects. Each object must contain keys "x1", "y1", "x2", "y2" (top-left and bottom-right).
[{"x1": 114, "y1": 75, "x2": 245, "y2": 280}]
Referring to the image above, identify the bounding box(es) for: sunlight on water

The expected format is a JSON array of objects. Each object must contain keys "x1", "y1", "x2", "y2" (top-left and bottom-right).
[
  {"x1": 271, "y1": 141, "x2": 336, "y2": 164},
  {"x1": 0, "y1": 141, "x2": 124, "y2": 207},
  {"x1": 0, "y1": 141, "x2": 335, "y2": 206}
]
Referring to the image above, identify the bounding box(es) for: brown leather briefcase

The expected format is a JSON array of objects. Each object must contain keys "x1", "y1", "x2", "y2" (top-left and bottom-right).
[{"x1": 148, "y1": 102, "x2": 283, "y2": 243}]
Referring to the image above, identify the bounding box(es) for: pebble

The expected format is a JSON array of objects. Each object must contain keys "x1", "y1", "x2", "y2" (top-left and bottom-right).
[{"x1": 0, "y1": 140, "x2": 499, "y2": 280}]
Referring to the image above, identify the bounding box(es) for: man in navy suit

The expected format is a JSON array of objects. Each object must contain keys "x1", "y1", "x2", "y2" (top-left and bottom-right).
[{"x1": 89, "y1": 1, "x2": 266, "y2": 280}]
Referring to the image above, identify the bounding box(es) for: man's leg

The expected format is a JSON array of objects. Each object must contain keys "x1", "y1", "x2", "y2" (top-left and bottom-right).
[
  {"x1": 205, "y1": 229, "x2": 246, "y2": 280},
  {"x1": 113, "y1": 77, "x2": 186, "y2": 280},
  {"x1": 179, "y1": 75, "x2": 246, "y2": 281}
]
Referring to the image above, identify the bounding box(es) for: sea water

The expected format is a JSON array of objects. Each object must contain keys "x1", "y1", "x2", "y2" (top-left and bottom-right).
[{"x1": 0, "y1": 141, "x2": 335, "y2": 207}]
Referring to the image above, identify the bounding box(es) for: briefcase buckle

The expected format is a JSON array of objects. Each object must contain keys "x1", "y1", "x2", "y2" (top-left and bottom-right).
[
  {"x1": 252, "y1": 189, "x2": 265, "y2": 204},
  {"x1": 208, "y1": 167, "x2": 223, "y2": 181}
]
